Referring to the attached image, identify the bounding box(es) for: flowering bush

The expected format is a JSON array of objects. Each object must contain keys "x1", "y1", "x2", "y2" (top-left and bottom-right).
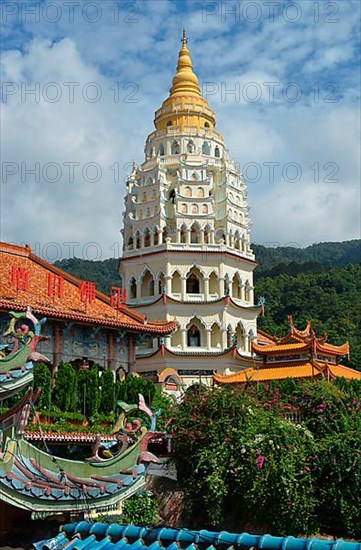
[
  {"x1": 170, "y1": 380, "x2": 361, "y2": 537},
  {"x1": 171, "y1": 387, "x2": 317, "y2": 535}
]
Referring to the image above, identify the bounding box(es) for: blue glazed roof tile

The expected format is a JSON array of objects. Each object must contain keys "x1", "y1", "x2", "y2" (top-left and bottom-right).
[{"x1": 33, "y1": 524, "x2": 361, "y2": 550}]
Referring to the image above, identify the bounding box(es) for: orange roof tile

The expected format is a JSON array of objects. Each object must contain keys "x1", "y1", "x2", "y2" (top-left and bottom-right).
[
  {"x1": 214, "y1": 360, "x2": 361, "y2": 384},
  {"x1": 252, "y1": 341, "x2": 310, "y2": 354},
  {"x1": 256, "y1": 329, "x2": 276, "y2": 345},
  {"x1": 328, "y1": 364, "x2": 361, "y2": 380},
  {"x1": 214, "y1": 361, "x2": 324, "y2": 384},
  {"x1": 317, "y1": 341, "x2": 350, "y2": 355},
  {"x1": 0, "y1": 242, "x2": 177, "y2": 335}
]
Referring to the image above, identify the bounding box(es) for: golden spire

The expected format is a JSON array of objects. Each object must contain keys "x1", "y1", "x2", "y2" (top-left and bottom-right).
[{"x1": 169, "y1": 29, "x2": 201, "y2": 98}]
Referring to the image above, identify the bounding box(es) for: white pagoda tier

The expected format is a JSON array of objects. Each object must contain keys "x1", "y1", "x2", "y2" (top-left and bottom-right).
[{"x1": 119, "y1": 31, "x2": 262, "y2": 394}]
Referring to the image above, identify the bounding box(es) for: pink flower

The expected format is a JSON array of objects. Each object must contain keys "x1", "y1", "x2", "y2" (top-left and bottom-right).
[{"x1": 256, "y1": 454, "x2": 265, "y2": 469}]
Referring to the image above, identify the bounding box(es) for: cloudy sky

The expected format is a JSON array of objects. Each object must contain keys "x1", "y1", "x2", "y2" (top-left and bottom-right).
[{"x1": 1, "y1": 0, "x2": 360, "y2": 261}]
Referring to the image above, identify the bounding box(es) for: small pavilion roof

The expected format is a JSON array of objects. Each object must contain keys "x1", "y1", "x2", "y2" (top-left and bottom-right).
[{"x1": 253, "y1": 316, "x2": 349, "y2": 357}]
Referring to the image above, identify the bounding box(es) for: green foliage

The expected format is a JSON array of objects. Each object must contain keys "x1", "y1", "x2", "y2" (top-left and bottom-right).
[
  {"x1": 99, "y1": 369, "x2": 115, "y2": 414},
  {"x1": 33, "y1": 363, "x2": 51, "y2": 410},
  {"x1": 314, "y1": 427, "x2": 361, "y2": 537},
  {"x1": 151, "y1": 389, "x2": 174, "y2": 430},
  {"x1": 170, "y1": 380, "x2": 361, "y2": 537},
  {"x1": 120, "y1": 492, "x2": 157, "y2": 525},
  {"x1": 116, "y1": 375, "x2": 155, "y2": 406},
  {"x1": 53, "y1": 362, "x2": 77, "y2": 412},
  {"x1": 77, "y1": 365, "x2": 101, "y2": 417}
]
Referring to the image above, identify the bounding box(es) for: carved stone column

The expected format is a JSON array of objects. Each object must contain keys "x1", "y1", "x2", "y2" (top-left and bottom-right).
[
  {"x1": 204, "y1": 277, "x2": 210, "y2": 300},
  {"x1": 181, "y1": 276, "x2": 187, "y2": 301},
  {"x1": 206, "y1": 328, "x2": 212, "y2": 350},
  {"x1": 181, "y1": 328, "x2": 187, "y2": 350}
]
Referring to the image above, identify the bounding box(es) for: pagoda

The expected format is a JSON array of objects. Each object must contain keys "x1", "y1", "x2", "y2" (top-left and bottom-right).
[
  {"x1": 118, "y1": 31, "x2": 262, "y2": 393},
  {"x1": 214, "y1": 316, "x2": 361, "y2": 384}
]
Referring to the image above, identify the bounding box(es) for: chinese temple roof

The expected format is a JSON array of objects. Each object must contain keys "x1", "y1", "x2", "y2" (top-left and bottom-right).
[
  {"x1": 252, "y1": 316, "x2": 349, "y2": 357},
  {"x1": 214, "y1": 360, "x2": 361, "y2": 384},
  {"x1": 34, "y1": 522, "x2": 361, "y2": 550},
  {"x1": 0, "y1": 242, "x2": 177, "y2": 335}
]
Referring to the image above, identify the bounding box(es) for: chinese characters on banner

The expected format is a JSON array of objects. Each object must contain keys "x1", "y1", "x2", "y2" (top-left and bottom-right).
[
  {"x1": 80, "y1": 281, "x2": 96, "y2": 305},
  {"x1": 110, "y1": 286, "x2": 127, "y2": 309},
  {"x1": 47, "y1": 273, "x2": 64, "y2": 299},
  {"x1": 10, "y1": 266, "x2": 29, "y2": 291}
]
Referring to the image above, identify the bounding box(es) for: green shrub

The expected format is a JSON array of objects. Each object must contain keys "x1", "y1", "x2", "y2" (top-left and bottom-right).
[{"x1": 121, "y1": 492, "x2": 157, "y2": 525}]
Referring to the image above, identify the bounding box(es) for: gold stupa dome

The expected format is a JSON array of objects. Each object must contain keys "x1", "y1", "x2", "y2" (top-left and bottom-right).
[
  {"x1": 154, "y1": 30, "x2": 216, "y2": 131},
  {"x1": 169, "y1": 29, "x2": 201, "y2": 98}
]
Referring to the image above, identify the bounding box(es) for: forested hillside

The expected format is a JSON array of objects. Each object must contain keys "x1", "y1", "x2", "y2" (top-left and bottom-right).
[
  {"x1": 55, "y1": 240, "x2": 360, "y2": 370},
  {"x1": 255, "y1": 264, "x2": 361, "y2": 371},
  {"x1": 253, "y1": 239, "x2": 360, "y2": 274}
]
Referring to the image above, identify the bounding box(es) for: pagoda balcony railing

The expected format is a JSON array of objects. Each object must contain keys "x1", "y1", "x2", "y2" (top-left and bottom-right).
[
  {"x1": 154, "y1": 104, "x2": 216, "y2": 118},
  {"x1": 122, "y1": 243, "x2": 255, "y2": 262},
  {"x1": 147, "y1": 126, "x2": 223, "y2": 142}
]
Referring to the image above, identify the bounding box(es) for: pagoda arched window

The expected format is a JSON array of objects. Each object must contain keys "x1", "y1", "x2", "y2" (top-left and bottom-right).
[
  {"x1": 172, "y1": 271, "x2": 182, "y2": 294},
  {"x1": 187, "y1": 325, "x2": 201, "y2": 347},
  {"x1": 181, "y1": 204, "x2": 187, "y2": 214},
  {"x1": 202, "y1": 204, "x2": 208, "y2": 214},
  {"x1": 215, "y1": 146, "x2": 220, "y2": 158},
  {"x1": 166, "y1": 120, "x2": 172, "y2": 127},
  {"x1": 191, "y1": 204, "x2": 198, "y2": 215},
  {"x1": 187, "y1": 140, "x2": 195, "y2": 153},
  {"x1": 232, "y1": 274, "x2": 242, "y2": 299},
  {"x1": 135, "y1": 233, "x2": 141, "y2": 249},
  {"x1": 236, "y1": 324, "x2": 246, "y2": 349},
  {"x1": 158, "y1": 143, "x2": 165, "y2": 156},
  {"x1": 202, "y1": 142, "x2": 211, "y2": 155},
  {"x1": 127, "y1": 236, "x2": 134, "y2": 250},
  {"x1": 184, "y1": 187, "x2": 192, "y2": 197},
  {"x1": 154, "y1": 229, "x2": 159, "y2": 246},
  {"x1": 158, "y1": 273, "x2": 165, "y2": 294},
  {"x1": 215, "y1": 228, "x2": 226, "y2": 244},
  {"x1": 209, "y1": 271, "x2": 218, "y2": 294},
  {"x1": 227, "y1": 325, "x2": 234, "y2": 348},
  {"x1": 129, "y1": 277, "x2": 137, "y2": 299},
  {"x1": 204, "y1": 122, "x2": 210, "y2": 128},
  {"x1": 141, "y1": 270, "x2": 155, "y2": 297},
  {"x1": 211, "y1": 323, "x2": 221, "y2": 348},
  {"x1": 180, "y1": 226, "x2": 187, "y2": 244},
  {"x1": 197, "y1": 187, "x2": 205, "y2": 198},
  {"x1": 171, "y1": 140, "x2": 180, "y2": 154},
  {"x1": 190, "y1": 224, "x2": 200, "y2": 243},
  {"x1": 186, "y1": 271, "x2": 201, "y2": 294},
  {"x1": 144, "y1": 229, "x2": 151, "y2": 247}
]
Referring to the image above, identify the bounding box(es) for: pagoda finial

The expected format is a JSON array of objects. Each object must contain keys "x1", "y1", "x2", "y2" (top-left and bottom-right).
[
  {"x1": 169, "y1": 29, "x2": 201, "y2": 98},
  {"x1": 182, "y1": 28, "x2": 187, "y2": 45}
]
